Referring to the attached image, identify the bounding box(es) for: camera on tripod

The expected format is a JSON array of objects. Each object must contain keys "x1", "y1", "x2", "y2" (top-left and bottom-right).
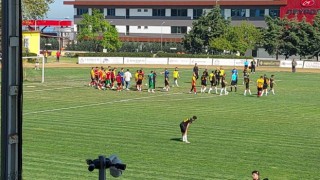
[{"x1": 86, "y1": 155, "x2": 126, "y2": 179}]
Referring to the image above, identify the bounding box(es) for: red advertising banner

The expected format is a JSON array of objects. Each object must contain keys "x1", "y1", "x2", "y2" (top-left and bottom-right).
[{"x1": 280, "y1": 0, "x2": 320, "y2": 22}]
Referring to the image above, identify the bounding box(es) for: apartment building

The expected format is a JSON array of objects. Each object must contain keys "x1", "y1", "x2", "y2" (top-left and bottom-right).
[{"x1": 64, "y1": 0, "x2": 320, "y2": 42}]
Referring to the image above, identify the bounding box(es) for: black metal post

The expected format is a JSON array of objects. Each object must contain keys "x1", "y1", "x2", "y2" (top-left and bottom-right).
[
  {"x1": 1, "y1": 0, "x2": 23, "y2": 179},
  {"x1": 99, "y1": 156, "x2": 106, "y2": 180}
]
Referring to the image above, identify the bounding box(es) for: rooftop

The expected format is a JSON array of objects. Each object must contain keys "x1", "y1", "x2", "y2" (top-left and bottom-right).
[{"x1": 64, "y1": 0, "x2": 287, "y2": 6}]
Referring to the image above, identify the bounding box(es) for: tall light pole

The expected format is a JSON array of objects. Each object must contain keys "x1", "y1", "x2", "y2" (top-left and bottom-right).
[
  {"x1": 160, "y1": 21, "x2": 165, "y2": 51},
  {"x1": 58, "y1": 17, "x2": 69, "y2": 52}
]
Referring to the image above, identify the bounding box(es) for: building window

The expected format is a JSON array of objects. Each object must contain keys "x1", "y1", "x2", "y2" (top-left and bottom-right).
[
  {"x1": 221, "y1": 9, "x2": 225, "y2": 17},
  {"x1": 250, "y1": 9, "x2": 265, "y2": 17},
  {"x1": 171, "y1": 9, "x2": 188, "y2": 16},
  {"x1": 77, "y1": 8, "x2": 89, "y2": 15},
  {"x1": 269, "y1": 9, "x2": 280, "y2": 17},
  {"x1": 138, "y1": 9, "x2": 141, "y2": 12},
  {"x1": 231, "y1": 9, "x2": 246, "y2": 17},
  {"x1": 144, "y1": 26, "x2": 148, "y2": 29},
  {"x1": 193, "y1": 9, "x2": 203, "y2": 19},
  {"x1": 144, "y1": 9, "x2": 148, "y2": 12},
  {"x1": 107, "y1": 8, "x2": 115, "y2": 16},
  {"x1": 138, "y1": 26, "x2": 141, "y2": 29},
  {"x1": 153, "y1": 9, "x2": 165, "y2": 16},
  {"x1": 171, "y1": 26, "x2": 187, "y2": 34}
]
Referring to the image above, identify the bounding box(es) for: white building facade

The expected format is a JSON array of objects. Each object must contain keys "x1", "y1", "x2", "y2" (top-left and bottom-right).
[{"x1": 64, "y1": 0, "x2": 286, "y2": 42}]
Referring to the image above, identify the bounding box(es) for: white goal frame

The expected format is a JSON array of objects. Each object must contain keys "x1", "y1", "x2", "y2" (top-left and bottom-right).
[{"x1": 22, "y1": 56, "x2": 45, "y2": 83}]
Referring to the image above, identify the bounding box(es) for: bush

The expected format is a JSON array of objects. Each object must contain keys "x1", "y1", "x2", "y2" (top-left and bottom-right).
[
  {"x1": 76, "y1": 52, "x2": 154, "y2": 57},
  {"x1": 156, "y1": 52, "x2": 252, "y2": 59},
  {"x1": 74, "y1": 52, "x2": 252, "y2": 59},
  {"x1": 22, "y1": 52, "x2": 38, "y2": 57},
  {"x1": 22, "y1": 52, "x2": 38, "y2": 63}
]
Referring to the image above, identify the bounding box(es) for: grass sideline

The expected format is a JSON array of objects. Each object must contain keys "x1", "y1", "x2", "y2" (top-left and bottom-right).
[{"x1": 3, "y1": 64, "x2": 320, "y2": 179}]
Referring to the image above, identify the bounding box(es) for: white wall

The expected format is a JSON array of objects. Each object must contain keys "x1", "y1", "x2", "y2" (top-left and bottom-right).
[
  {"x1": 224, "y1": 9, "x2": 231, "y2": 19},
  {"x1": 265, "y1": 9, "x2": 269, "y2": 16},
  {"x1": 116, "y1": 8, "x2": 126, "y2": 16},
  {"x1": 245, "y1": 9, "x2": 250, "y2": 17},
  {"x1": 116, "y1": 26, "x2": 126, "y2": 34},
  {"x1": 187, "y1": 27, "x2": 192, "y2": 33},
  {"x1": 74, "y1": 8, "x2": 77, "y2": 15},
  {"x1": 104, "y1": 8, "x2": 107, "y2": 16},
  {"x1": 187, "y1": 9, "x2": 193, "y2": 19},
  {"x1": 130, "y1": 26, "x2": 171, "y2": 34},
  {"x1": 130, "y1": 9, "x2": 152, "y2": 16},
  {"x1": 165, "y1": 9, "x2": 171, "y2": 16},
  {"x1": 88, "y1": 8, "x2": 92, "y2": 15}
]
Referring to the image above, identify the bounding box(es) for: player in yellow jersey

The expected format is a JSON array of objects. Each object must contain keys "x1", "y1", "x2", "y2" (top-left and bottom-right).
[
  {"x1": 134, "y1": 70, "x2": 139, "y2": 88},
  {"x1": 208, "y1": 71, "x2": 217, "y2": 94},
  {"x1": 189, "y1": 73, "x2": 197, "y2": 94},
  {"x1": 219, "y1": 66, "x2": 225, "y2": 77},
  {"x1": 179, "y1": 116, "x2": 197, "y2": 143},
  {"x1": 89, "y1": 67, "x2": 95, "y2": 87},
  {"x1": 98, "y1": 68, "x2": 106, "y2": 90},
  {"x1": 256, "y1": 76, "x2": 264, "y2": 97},
  {"x1": 172, "y1": 67, "x2": 180, "y2": 87}
]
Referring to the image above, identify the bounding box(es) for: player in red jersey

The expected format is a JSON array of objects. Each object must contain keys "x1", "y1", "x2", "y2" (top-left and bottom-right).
[
  {"x1": 115, "y1": 71, "x2": 122, "y2": 91},
  {"x1": 105, "y1": 69, "x2": 111, "y2": 88},
  {"x1": 136, "y1": 70, "x2": 144, "y2": 91},
  {"x1": 110, "y1": 68, "x2": 116, "y2": 89}
]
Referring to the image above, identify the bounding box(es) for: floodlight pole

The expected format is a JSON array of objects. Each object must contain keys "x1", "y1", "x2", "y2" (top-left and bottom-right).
[
  {"x1": 1, "y1": 0, "x2": 23, "y2": 180},
  {"x1": 160, "y1": 21, "x2": 165, "y2": 51}
]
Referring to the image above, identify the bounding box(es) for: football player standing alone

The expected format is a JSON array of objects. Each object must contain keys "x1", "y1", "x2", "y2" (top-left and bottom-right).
[{"x1": 180, "y1": 116, "x2": 197, "y2": 143}]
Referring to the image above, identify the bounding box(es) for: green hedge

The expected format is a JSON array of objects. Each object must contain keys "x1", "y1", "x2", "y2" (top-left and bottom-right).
[
  {"x1": 156, "y1": 52, "x2": 252, "y2": 59},
  {"x1": 22, "y1": 52, "x2": 38, "y2": 57},
  {"x1": 22, "y1": 53, "x2": 39, "y2": 63},
  {"x1": 75, "y1": 52, "x2": 252, "y2": 59},
  {"x1": 75, "y1": 52, "x2": 154, "y2": 57}
]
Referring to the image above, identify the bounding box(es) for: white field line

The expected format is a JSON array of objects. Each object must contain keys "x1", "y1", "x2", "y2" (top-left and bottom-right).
[
  {"x1": 24, "y1": 86, "x2": 76, "y2": 93},
  {"x1": 23, "y1": 92, "x2": 183, "y2": 115}
]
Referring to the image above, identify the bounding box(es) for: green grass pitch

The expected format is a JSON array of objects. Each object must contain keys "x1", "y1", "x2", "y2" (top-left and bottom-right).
[{"x1": 13, "y1": 66, "x2": 320, "y2": 179}]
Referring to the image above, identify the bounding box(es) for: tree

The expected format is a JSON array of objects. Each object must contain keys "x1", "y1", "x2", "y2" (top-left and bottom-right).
[
  {"x1": 183, "y1": 5, "x2": 230, "y2": 54},
  {"x1": 227, "y1": 22, "x2": 262, "y2": 56},
  {"x1": 263, "y1": 16, "x2": 284, "y2": 60},
  {"x1": 209, "y1": 36, "x2": 232, "y2": 54},
  {"x1": 22, "y1": 0, "x2": 55, "y2": 19},
  {"x1": 280, "y1": 17, "x2": 300, "y2": 59},
  {"x1": 296, "y1": 18, "x2": 315, "y2": 59},
  {"x1": 77, "y1": 9, "x2": 122, "y2": 52},
  {"x1": 0, "y1": 1, "x2": 2, "y2": 51},
  {"x1": 311, "y1": 12, "x2": 320, "y2": 61},
  {"x1": 1, "y1": 0, "x2": 54, "y2": 51}
]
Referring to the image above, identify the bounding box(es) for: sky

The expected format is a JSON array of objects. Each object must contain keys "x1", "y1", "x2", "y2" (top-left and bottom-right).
[{"x1": 46, "y1": 0, "x2": 74, "y2": 19}]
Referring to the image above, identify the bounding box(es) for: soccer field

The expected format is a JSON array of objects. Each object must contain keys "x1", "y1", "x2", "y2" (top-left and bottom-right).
[{"x1": 18, "y1": 66, "x2": 320, "y2": 179}]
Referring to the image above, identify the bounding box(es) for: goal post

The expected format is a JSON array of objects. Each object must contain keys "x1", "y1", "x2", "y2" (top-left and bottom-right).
[{"x1": 22, "y1": 56, "x2": 45, "y2": 83}]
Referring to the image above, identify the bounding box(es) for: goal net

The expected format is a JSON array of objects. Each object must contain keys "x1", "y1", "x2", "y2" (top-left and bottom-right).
[{"x1": 22, "y1": 56, "x2": 45, "y2": 83}]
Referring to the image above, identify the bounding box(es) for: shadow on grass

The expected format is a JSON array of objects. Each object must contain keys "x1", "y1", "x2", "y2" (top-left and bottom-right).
[{"x1": 170, "y1": 138, "x2": 182, "y2": 142}]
